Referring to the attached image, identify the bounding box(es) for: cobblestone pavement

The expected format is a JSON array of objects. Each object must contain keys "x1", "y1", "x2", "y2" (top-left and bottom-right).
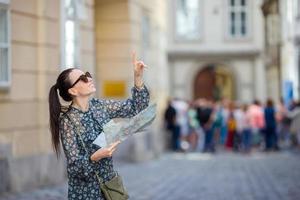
[{"x1": 1, "y1": 151, "x2": 300, "y2": 200}]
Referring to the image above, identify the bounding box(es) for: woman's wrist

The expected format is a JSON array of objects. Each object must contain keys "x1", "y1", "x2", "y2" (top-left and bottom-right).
[
  {"x1": 134, "y1": 82, "x2": 144, "y2": 90},
  {"x1": 134, "y1": 76, "x2": 144, "y2": 90},
  {"x1": 90, "y1": 151, "x2": 102, "y2": 162},
  {"x1": 90, "y1": 154, "x2": 97, "y2": 162}
]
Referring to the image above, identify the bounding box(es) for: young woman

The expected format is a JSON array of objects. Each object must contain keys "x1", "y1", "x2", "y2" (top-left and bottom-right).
[{"x1": 48, "y1": 53, "x2": 149, "y2": 200}]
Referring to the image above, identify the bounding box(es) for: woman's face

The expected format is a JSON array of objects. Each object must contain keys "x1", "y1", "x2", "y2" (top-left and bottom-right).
[{"x1": 68, "y1": 69, "x2": 96, "y2": 97}]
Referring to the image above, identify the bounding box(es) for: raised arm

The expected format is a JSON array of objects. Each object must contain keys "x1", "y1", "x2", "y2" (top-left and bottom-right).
[
  {"x1": 103, "y1": 86, "x2": 150, "y2": 119},
  {"x1": 93, "y1": 52, "x2": 150, "y2": 119}
]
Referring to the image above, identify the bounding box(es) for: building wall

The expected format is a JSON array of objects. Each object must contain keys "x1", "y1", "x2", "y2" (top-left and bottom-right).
[
  {"x1": 169, "y1": 57, "x2": 259, "y2": 103},
  {"x1": 128, "y1": 0, "x2": 170, "y2": 157},
  {"x1": 80, "y1": 0, "x2": 96, "y2": 73},
  {"x1": 168, "y1": 0, "x2": 266, "y2": 102},
  {"x1": 94, "y1": 0, "x2": 169, "y2": 161},
  {"x1": 261, "y1": 0, "x2": 282, "y2": 102},
  {"x1": 168, "y1": 0, "x2": 264, "y2": 56},
  {"x1": 95, "y1": 0, "x2": 140, "y2": 161},
  {"x1": 0, "y1": 0, "x2": 95, "y2": 193},
  {"x1": 296, "y1": 0, "x2": 300, "y2": 98},
  {"x1": 280, "y1": 0, "x2": 300, "y2": 99},
  {"x1": 262, "y1": 0, "x2": 300, "y2": 103}
]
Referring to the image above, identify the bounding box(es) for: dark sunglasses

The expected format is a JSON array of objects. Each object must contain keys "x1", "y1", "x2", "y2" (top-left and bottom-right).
[{"x1": 71, "y1": 71, "x2": 92, "y2": 88}]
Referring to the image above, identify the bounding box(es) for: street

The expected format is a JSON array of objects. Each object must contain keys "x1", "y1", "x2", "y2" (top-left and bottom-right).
[{"x1": 1, "y1": 151, "x2": 300, "y2": 200}]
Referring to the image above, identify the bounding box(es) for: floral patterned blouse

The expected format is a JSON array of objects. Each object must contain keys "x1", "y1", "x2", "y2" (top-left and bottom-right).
[{"x1": 59, "y1": 86, "x2": 149, "y2": 200}]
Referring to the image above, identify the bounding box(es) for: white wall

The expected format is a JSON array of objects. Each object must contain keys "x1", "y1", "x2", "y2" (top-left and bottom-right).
[
  {"x1": 280, "y1": 0, "x2": 300, "y2": 99},
  {"x1": 167, "y1": 0, "x2": 266, "y2": 102},
  {"x1": 168, "y1": 0, "x2": 265, "y2": 56}
]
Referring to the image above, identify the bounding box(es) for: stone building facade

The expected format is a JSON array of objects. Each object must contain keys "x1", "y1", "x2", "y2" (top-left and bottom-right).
[
  {"x1": 262, "y1": 0, "x2": 300, "y2": 103},
  {"x1": 279, "y1": 0, "x2": 300, "y2": 101},
  {"x1": 167, "y1": 0, "x2": 266, "y2": 103}
]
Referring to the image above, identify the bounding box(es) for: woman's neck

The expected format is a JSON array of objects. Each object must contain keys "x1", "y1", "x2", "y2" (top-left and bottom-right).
[{"x1": 72, "y1": 97, "x2": 90, "y2": 112}]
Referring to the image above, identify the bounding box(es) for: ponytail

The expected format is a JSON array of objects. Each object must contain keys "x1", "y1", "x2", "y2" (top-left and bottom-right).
[
  {"x1": 48, "y1": 84, "x2": 61, "y2": 157},
  {"x1": 48, "y1": 67, "x2": 75, "y2": 157}
]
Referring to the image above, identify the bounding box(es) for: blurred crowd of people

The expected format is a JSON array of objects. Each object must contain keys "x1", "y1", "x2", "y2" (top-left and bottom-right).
[{"x1": 164, "y1": 97, "x2": 300, "y2": 153}]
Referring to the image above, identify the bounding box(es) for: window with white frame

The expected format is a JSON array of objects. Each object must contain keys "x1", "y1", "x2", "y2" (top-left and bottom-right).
[
  {"x1": 62, "y1": 0, "x2": 81, "y2": 68},
  {"x1": 175, "y1": 0, "x2": 201, "y2": 40},
  {"x1": 297, "y1": 0, "x2": 300, "y2": 17},
  {"x1": 0, "y1": 2, "x2": 10, "y2": 88},
  {"x1": 227, "y1": 0, "x2": 249, "y2": 38}
]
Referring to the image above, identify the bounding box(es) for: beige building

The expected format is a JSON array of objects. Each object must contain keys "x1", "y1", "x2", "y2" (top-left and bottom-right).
[{"x1": 0, "y1": 0, "x2": 169, "y2": 193}]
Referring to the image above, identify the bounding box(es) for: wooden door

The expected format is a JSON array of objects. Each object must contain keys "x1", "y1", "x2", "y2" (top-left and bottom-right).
[{"x1": 193, "y1": 67, "x2": 216, "y2": 100}]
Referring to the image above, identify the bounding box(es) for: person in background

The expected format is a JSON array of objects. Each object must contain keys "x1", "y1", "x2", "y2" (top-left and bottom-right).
[
  {"x1": 248, "y1": 100, "x2": 265, "y2": 148},
  {"x1": 173, "y1": 98, "x2": 189, "y2": 150},
  {"x1": 211, "y1": 101, "x2": 223, "y2": 149},
  {"x1": 225, "y1": 102, "x2": 236, "y2": 150},
  {"x1": 288, "y1": 101, "x2": 300, "y2": 149},
  {"x1": 164, "y1": 99, "x2": 180, "y2": 151},
  {"x1": 197, "y1": 99, "x2": 214, "y2": 152},
  {"x1": 276, "y1": 97, "x2": 289, "y2": 148},
  {"x1": 220, "y1": 99, "x2": 229, "y2": 145},
  {"x1": 233, "y1": 102, "x2": 244, "y2": 152},
  {"x1": 187, "y1": 101, "x2": 201, "y2": 151},
  {"x1": 242, "y1": 104, "x2": 252, "y2": 153},
  {"x1": 264, "y1": 99, "x2": 278, "y2": 151}
]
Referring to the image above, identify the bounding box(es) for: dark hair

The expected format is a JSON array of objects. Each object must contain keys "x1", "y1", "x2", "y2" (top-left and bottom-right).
[
  {"x1": 296, "y1": 100, "x2": 300, "y2": 107},
  {"x1": 242, "y1": 104, "x2": 248, "y2": 112},
  {"x1": 253, "y1": 99, "x2": 261, "y2": 106},
  {"x1": 266, "y1": 98, "x2": 274, "y2": 108},
  {"x1": 48, "y1": 68, "x2": 75, "y2": 157},
  {"x1": 280, "y1": 96, "x2": 284, "y2": 104}
]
